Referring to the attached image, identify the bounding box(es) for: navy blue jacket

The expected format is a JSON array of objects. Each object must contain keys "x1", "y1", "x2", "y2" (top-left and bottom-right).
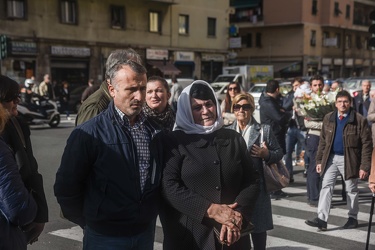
[
  {"x1": 54, "y1": 101, "x2": 164, "y2": 236},
  {"x1": 0, "y1": 137, "x2": 37, "y2": 249}
]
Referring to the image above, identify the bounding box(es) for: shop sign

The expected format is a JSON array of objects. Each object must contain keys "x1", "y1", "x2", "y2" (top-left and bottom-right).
[
  {"x1": 345, "y1": 58, "x2": 353, "y2": 66},
  {"x1": 51, "y1": 46, "x2": 90, "y2": 57},
  {"x1": 175, "y1": 51, "x2": 194, "y2": 61},
  {"x1": 11, "y1": 41, "x2": 37, "y2": 54},
  {"x1": 229, "y1": 37, "x2": 241, "y2": 49},
  {"x1": 334, "y1": 58, "x2": 343, "y2": 65},
  {"x1": 146, "y1": 49, "x2": 168, "y2": 60},
  {"x1": 322, "y1": 58, "x2": 332, "y2": 65},
  {"x1": 202, "y1": 53, "x2": 225, "y2": 62}
]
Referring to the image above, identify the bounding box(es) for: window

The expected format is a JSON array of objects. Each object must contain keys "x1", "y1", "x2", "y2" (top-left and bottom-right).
[
  {"x1": 310, "y1": 30, "x2": 316, "y2": 46},
  {"x1": 111, "y1": 5, "x2": 125, "y2": 29},
  {"x1": 334, "y1": 2, "x2": 342, "y2": 16},
  {"x1": 345, "y1": 4, "x2": 350, "y2": 19},
  {"x1": 60, "y1": 0, "x2": 77, "y2": 24},
  {"x1": 356, "y1": 36, "x2": 362, "y2": 49},
  {"x1": 322, "y1": 31, "x2": 329, "y2": 47},
  {"x1": 179, "y1": 15, "x2": 189, "y2": 35},
  {"x1": 149, "y1": 11, "x2": 161, "y2": 33},
  {"x1": 345, "y1": 34, "x2": 351, "y2": 49},
  {"x1": 242, "y1": 33, "x2": 252, "y2": 48},
  {"x1": 7, "y1": 0, "x2": 26, "y2": 19},
  {"x1": 312, "y1": 0, "x2": 318, "y2": 15},
  {"x1": 255, "y1": 32, "x2": 262, "y2": 47},
  {"x1": 207, "y1": 17, "x2": 216, "y2": 37},
  {"x1": 336, "y1": 33, "x2": 341, "y2": 48}
]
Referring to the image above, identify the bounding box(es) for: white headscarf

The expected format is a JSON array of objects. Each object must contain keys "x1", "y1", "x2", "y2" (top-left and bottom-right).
[{"x1": 173, "y1": 80, "x2": 224, "y2": 134}]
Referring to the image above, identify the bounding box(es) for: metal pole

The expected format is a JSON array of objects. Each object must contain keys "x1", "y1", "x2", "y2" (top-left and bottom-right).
[{"x1": 366, "y1": 193, "x2": 375, "y2": 250}]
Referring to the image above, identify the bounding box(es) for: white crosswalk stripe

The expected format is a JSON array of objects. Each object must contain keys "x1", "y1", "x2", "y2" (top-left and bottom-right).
[{"x1": 48, "y1": 181, "x2": 375, "y2": 249}]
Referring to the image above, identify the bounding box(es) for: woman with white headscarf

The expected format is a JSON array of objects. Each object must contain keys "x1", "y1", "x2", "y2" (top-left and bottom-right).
[{"x1": 160, "y1": 80, "x2": 260, "y2": 250}]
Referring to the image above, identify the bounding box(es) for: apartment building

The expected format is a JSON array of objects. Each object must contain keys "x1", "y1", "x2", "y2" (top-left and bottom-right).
[
  {"x1": 0, "y1": 0, "x2": 230, "y2": 85},
  {"x1": 230, "y1": 0, "x2": 375, "y2": 79}
]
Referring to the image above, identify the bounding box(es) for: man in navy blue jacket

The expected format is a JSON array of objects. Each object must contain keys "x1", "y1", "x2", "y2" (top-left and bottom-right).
[{"x1": 54, "y1": 57, "x2": 163, "y2": 249}]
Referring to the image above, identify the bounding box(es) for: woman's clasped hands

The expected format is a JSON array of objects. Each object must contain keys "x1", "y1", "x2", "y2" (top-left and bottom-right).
[{"x1": 206, "y1": 202, "x2": 243, "y2": 246}]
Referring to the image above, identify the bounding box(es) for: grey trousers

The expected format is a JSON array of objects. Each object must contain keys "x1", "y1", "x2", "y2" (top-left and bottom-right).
[{"x1": 317, "y1": 154, "x2": 359, "y2": 222}]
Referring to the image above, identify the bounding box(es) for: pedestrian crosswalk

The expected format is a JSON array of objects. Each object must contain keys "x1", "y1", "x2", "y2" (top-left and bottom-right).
[{"x1": 47, "y1": 179, "x2": 375, "y2": 249}]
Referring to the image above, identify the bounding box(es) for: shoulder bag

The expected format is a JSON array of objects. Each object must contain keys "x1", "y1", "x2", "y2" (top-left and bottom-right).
[{"x1": 260, "y1": 126, "x2": 290, "y2": 193}]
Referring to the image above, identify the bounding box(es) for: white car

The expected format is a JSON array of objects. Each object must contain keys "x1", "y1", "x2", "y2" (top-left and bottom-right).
[{"x1": 210, "y1": 82, "x2": 228, "y2": 103}]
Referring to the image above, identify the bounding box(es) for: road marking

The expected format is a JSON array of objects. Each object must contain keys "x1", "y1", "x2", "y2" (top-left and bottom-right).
[{"x1": 267, "y1": 235, "x2": 329, "y2": 250}]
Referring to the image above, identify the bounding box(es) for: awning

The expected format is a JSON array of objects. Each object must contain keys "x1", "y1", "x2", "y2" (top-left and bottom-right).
[
  {"x1": 230, "y1": 0, "x2": 260, "y2": 8},
  {"x1": 148, "y1": 61, "x2": 181, "y2": 75},
  {"x1": 273, "y1": 62, "x2": 301, "y2": 73}
]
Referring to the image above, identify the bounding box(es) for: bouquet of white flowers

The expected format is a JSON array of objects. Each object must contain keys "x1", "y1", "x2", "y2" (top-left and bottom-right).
[{"x1": 295, "y1": 91, "x2": 337, "y2": 120}]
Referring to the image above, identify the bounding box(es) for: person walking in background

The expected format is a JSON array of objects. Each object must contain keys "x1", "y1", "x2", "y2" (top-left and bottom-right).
[
  {"x1": 76, "y1": 48, "x2": 143, "y2": 126},
  {"x1": 305, "y1": 90, "x2": 372, "y2": 231},
  {"x1": 229, "y1": 92, "x2": 282, "y2": 250},
  {"x1": 168, "y1": 76, "x2": 182, "y2": 113},
  {"x1": 81, "y1": 79, "x2": 98, "y2": 103},
  {"x1": 143, "y1": 76, "x2": 175, "y2": 131},
  {"x1": 59, "y1": 81, "x2": 71, "y2": 120},
  {"x1": 39, "y1": 74, "x2": 54, "y2": 99},
  {"x1": 221, "y1": 81, "x2": 242, "y2": 125},
  {"x1": 160, "y1": 80, "x2": 259, "y2": 249},
  {"x1": 283, "y1": 77, "x2": 306, "y2": 183},
  {"x1": 0, "y1": 75, "x2": 48, "y2": 246},
  {"x1": 0, "y1": 76, "x2": 38, "y2": 250},
  {"x1": 54, "y1": 59, "x2": 164, "y2": 249},
  {"x1": 304, "y1": 75, "x2": 325, "y2": 207},
  {"x1": 259, "y1": 79, "x2": 292, "y2": 200},
  {"x1": 353, "y1": 79, "x2": 371, "y2": 122}
]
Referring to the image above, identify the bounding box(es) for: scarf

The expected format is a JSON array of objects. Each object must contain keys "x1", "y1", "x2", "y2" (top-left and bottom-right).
[
  {"x1": 142, "y1": 104, "x2": 175, "y2": 131},
  {"x1": 174, "y1": 80, "x2": 224, "y2": 134}
]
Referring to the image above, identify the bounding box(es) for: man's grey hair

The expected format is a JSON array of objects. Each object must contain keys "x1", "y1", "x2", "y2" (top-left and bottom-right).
[
  {"x1": 107, "y1": 60, "x2": 147, "y2": 89},
  {"x1": 105, "y1": 49, "x2": 144, "y2": 81}
]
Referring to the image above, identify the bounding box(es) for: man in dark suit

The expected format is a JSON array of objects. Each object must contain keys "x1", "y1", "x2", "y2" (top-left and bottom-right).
[{"x1": 353, "y1": 79, "x2": 371, "y2": 118}]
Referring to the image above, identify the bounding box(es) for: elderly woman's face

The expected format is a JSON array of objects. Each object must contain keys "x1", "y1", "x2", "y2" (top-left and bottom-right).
[
  {"x1": 146, "y1": 80, "x2": 170, "y2": 113},
  {"x1": 190, "y1": 98, "x2": 217, "y2": 126},
  {"x1": 233, "y1": 99, "x2": 252, "y2": 124}
]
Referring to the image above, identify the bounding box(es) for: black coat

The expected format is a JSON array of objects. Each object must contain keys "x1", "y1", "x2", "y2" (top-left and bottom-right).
[
  {"x1": 2, "y1": 116, "x2": 48, "y2": 223},
  {"x1": 353, "y1": 92, "x2": 371, "y2": 116},
  {"x1": 160, "y1": 128, "x2": 260, "y2": 250}
]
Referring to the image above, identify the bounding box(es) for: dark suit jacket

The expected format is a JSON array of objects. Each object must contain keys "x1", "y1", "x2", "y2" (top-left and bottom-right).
[
  {"x1": 353, "y1": 92, "x2": 371, "y2": 116},
  {"x1": 160, "y1": 128, "x2": 260, "y2": 250}
]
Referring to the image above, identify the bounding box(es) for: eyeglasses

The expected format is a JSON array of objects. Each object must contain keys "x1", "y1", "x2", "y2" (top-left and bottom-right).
[
  {"x1": 233, "y1": 104, "x2": 252, "y2": 111},
  {"x1": 2, "y1": 93, "x2": 21, "y2": 103},
  {"x1": 228, "y1": 87, "x2": 239, "y2": 92}
]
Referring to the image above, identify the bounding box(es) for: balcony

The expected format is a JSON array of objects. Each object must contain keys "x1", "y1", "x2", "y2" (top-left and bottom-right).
[{"x1": 147, "y1": 0, "x2": 179, "y2": 4}]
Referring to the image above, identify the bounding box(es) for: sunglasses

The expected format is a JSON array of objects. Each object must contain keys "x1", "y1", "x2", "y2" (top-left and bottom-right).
[
  {"x1": 228, "y1": 87, "x2": 239, "y2": 92},
  {"x1": 3, "y1": 93, "x2": 21, "y2": 103},
  {"x1": 233, "y1": 104, "x2": 252, "y2": 111}
]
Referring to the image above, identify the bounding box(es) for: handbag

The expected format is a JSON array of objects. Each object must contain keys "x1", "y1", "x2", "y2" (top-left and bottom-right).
[
  {"x1": 213, "y1": 221, "x2": 254, "y2": 245},
  {"x1": 260, "y1": 126, "x2": 290, "y2": 193}
]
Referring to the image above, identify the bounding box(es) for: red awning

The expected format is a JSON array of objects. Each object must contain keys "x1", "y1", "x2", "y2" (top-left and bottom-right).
[{"x1": 148, "y1": 61, "x2": 181, "y2": 75}]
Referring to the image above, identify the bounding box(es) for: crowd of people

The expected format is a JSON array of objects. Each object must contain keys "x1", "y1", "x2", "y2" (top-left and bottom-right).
[{"x1": 2, "y1": 48, "x2": 375, "y2": 250}]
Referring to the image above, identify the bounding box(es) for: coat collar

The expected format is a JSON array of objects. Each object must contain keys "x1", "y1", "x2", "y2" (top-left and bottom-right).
[
  {"x1": 228, "y1": 117, "x2": 261, "y2": 148},
  {"x1": 328, "y1": 108, "x2": 355, "y2": 123}
]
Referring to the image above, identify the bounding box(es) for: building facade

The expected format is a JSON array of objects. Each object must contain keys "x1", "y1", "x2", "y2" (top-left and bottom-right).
[
  {"x1": 229, "y1": 0, "x2": 375, "y2": 79},
  {"x1": 0, "y1": 0, "x2": 230, "y2": 86}
]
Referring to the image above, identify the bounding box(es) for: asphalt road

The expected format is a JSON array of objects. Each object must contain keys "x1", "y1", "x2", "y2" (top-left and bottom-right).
[{"x1": 27, "y1": 115, "x2": 375, "y2": 250}]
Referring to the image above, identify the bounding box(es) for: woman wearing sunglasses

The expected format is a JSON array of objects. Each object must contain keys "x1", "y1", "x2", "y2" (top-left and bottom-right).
[
  {"x1": 228, "y1": 93, "x2": 283, "y2": 250},
  {"x1": 221, "y1": 81, "x2": 242, "y2": 125}
]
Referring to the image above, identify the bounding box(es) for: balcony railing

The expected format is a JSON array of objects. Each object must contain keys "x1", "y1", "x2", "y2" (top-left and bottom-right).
[{"x1": 147, "y1": 0, "x2": 179, "y2": 4}]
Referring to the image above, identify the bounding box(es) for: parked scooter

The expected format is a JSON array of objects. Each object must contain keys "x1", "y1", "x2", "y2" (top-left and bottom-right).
[{"x1": 18, "y1": 79, "x2": 60, "y2": 127}]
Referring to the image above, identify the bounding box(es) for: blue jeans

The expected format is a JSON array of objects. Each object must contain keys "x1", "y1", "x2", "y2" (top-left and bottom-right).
[
  {"x1": 285, "y1": 126, "x2": 306, "y2": 179},
  {"x1": 83, "y1": 222, "x2": 156, "y2": 250}
]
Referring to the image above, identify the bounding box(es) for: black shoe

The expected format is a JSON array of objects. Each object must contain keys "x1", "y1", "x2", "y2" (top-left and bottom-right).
[
  {"x1": 290, "y1": 178, "x2": 295, "y2": 183},
  {"x1": 305, "y1": 217, "x2": 327, "y2": 231},
  {"x1": 343, "y1": 217, "x2": 358, "y2": 229},
  {"x1": 303, "y1": 169, "x2": 307, "y2": 178},
  {"x1": 270, "y1": 193, "x2": 281, "y2": 200},
  {"x1": 308, "y1": 200, "x2": 318, "y2": 207},
  {"x1": 275, "y1": 190, "x2": 289, "y2": 198}
]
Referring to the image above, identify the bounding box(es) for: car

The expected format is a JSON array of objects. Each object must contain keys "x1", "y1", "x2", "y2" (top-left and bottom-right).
[{"x1": 342, "y1": 77, "x2": 375, "y2": 97}]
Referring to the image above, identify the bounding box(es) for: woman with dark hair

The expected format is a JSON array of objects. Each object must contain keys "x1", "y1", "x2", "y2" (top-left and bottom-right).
[
  {"x1": 229, "y1": 93, "x2": 282, "y2": 250},
  {"x1": 0, "y1": 75, "x2": 48, "y2": 247},
  {"x1": 0, "y1": 75, "x2": 38, "y2": 250},
  {"x1": 221, "y1": 81, "x2": 241, "y2": 125},
  {"x1": 160, "y1": 80, "x2": 259, "y2": 249},
  {"x1": 143, "y1": 76, "x2": 175, "y2": 130}
]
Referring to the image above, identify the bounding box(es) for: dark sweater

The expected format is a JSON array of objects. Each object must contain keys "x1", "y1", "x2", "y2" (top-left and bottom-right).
[{"x1": 332, "y1": 114, "x2": 349, "y2": 155}]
